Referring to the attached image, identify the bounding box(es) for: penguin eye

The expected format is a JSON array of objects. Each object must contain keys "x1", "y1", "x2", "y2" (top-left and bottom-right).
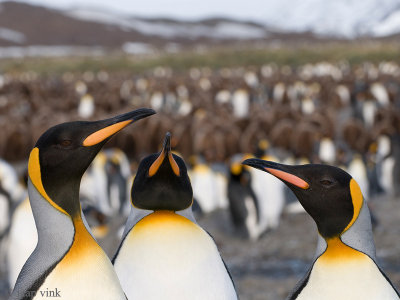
[
  {"x1": 59, "y1": 140, "x2": 72, "y2": 148},
  {"x1": 320, "y1": 179, "x2": 335, "y2": 186}
]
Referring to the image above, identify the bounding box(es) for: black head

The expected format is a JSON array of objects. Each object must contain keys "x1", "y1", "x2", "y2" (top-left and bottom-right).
[
  {"x1": 242, "y1": 159, "x2": 364, "y2": 239},
  {"x1": 28, "y1": 108, "x2": 155, "y2": 217},
  {"x1": 131, "y1": 132, "x2": 193, "y2": 211}
]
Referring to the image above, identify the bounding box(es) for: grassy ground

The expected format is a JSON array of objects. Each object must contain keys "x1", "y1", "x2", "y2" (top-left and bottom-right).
[{"x1": 1, "y1": 42, "x2": 400, "y2": 75}]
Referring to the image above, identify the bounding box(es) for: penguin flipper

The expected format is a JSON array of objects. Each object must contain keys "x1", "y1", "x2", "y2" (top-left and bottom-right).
[{"x1": 10, "y1": 246, "x2": 65, "y2": 300}]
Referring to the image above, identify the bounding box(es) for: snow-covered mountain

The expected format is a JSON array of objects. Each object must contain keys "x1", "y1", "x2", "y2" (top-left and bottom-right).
[
  {"x1": 0, "y1": 0, "x2": 399, "y2": 55},
  {"x1": 65, "y1": 0, "x2": 400, "y2": 39},
  {"x1": 64, "y1": 8, "x2": 269, "y2": 40},
  {"x1": 260, "y1": 0, "x2": 400, "y2": 38}
]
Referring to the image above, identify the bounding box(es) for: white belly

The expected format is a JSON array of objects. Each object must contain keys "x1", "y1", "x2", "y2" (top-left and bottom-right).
[
  {"x1": 297, "y1": 256, "x2": 398, "y2": 299},
  {"x1": 114, "y1": 211, "x2": 237, "y2": 300}
]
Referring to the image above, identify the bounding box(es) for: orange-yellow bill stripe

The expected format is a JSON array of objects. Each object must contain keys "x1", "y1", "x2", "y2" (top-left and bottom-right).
[
  {"x1": 28, "y1": 148, "x2": 69, "y2": 216},
  {"x1": 149, "y1": 150, "x2": 165, "y2": 177},
  {"x1": 83, "y1": 120, "x2": 132, "y2": 147},
  {"x1": 168, "y1": 153, "x2": 180, "y2": 176},
  {"x1": 265, "y1": 167, "x2": 309, "y2": 189}
]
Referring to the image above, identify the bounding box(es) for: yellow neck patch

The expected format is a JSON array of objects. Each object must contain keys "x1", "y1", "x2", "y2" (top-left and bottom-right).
[
  {"x1": 60, "y1": 218, "x2": 103, "y2": 266},
  {"x1": 343, "y1": 179, "x2": 363, "y2": 233},
  {"x1": 133, "y1": 210, "x2": 198, "y2": 233},
  {"x1": 28, "y1": 148, "x2": 68, "y2": 216},
  {"x1": 320, "y1": 237, "x2": 365, "y2": 263}
]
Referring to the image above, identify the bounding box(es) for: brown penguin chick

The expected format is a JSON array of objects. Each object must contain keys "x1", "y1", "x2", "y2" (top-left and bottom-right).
[
  {"x1": 240, "y1": 120, "x2": 268, "y2": 154},
  {"x1": 342, "y1": 119, "x2": 370, "y2": 154},
  {"x1": 291, "y1": 123, "x2": 319, "y2": 162},
  {"x1": 270, "y1": 119, "x2": 296, "y2": 153}
]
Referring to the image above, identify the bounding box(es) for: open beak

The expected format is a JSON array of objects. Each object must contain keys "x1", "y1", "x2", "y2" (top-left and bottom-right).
[
  {"x1": 83, "y1": 108, "x2": 155, "y2": 146},
  {"x1": 149, "y1": 132, "x2": 180, "y2": 177},
  {"x1": 242, "y1": 158, "x2": 309, "y2": 189}
]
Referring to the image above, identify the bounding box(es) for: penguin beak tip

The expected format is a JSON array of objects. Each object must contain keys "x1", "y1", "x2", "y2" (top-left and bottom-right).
[{"x1": 116, "y1": 108, "x2": 156, "y2": 123}]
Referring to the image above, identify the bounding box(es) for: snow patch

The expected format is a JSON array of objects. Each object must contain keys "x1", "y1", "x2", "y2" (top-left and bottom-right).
[
  {"x1": 0, "y1": 46, "x2": 105, "y2": 58},
  {"x1": 0, "y1": 27, "x2": 26, "y2": 44},
  {"x1": 65, "y1": 8, "x2": 267, "y2": 40},
  {"x1": 372, "y1": 10, "x2": 400, "y2": 36},
  {"x1": 122, "y1": 42, "x2": 154, "y2": 54}
]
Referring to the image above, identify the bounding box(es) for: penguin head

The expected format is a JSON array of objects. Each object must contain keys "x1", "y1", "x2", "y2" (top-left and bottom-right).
[
  {"x1": 242, "y1": 159, "x2": 364, "y2": 239},
  {"x1": 131, "y1": 132, "x2": 193, "y2": 211},
  {"x1": 29, "y1": 108, "x2": 155, "y2": 217}
]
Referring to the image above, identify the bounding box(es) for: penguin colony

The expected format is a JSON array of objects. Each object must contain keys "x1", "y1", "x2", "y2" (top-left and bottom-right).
[{"x1": 0, "y1": 61, "x2": 400, "y2": 299}]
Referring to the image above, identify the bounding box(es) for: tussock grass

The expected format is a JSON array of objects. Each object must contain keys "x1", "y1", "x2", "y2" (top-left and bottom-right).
[{"x1": 1, "y1": 42, "x2": 399, "y2": 74}]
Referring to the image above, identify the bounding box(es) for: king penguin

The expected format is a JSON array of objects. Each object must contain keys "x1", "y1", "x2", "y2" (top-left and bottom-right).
[
  {"x1": 10, "y1": 108, "x2": 155, "y2": 300},
  {"x1": 113, "y1": 132, "x2": 238, "y2": 300},
  {"x1": 242, "y1": 158, "x2": 400, "y2": 300}
]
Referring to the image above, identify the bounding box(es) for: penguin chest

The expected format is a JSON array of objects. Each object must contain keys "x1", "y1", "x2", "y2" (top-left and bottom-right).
[
  {"x1": 114, "y1": 211, "x2": 237, "y2": 300},
  {"x1": 34, "y1": 220, "x2": 125, "y2": 300},
  {"x1": 297, "y1": 246, "x2": 398, "y2": 299}
]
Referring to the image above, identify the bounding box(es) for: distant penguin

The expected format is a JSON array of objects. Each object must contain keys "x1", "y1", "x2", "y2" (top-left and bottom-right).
[
  {"x1": 318, "y1": 137, "x2": 336, "y2": 164},
  {"x1": 0, "y1": 159, "x2": 25, "y2": 239},
  {"x1": 377, "y1": 135, "x2": 395, "y2": 195},
  {"x1": 227, "y1": 158, "x2": 259, "y2": 240},
  {"x1": 10, "y1": 108, "x2": 155, "y2": 300},
  {"x1": 243, "y1": 159, "x2": 400, "y2": 299},
  {"x1": 81, "y1": 148, "x2": 131, "y2": 216},
  {"x1": 212, "y1": 166, "x2": 229, "y2": 210},
  {"x1": 250, "y1": 140, "x2": 286, "y2": 232},
  {"x1": 370, "y1": 82, "x2": 390, "y2": 107},
  {"x1": 7, "y1": 196, "x2": 36, "y2": 291},
  {"x1": 189, "y1": 157, "x2": 219, "y2": 214},
  {"x1": 232, "y1": 89, "x2": 250, "y2": 119},
  {"x1": 78, "y1": 94, "x2": 95, "y2": 119},
  {"x1": 347, "y1": 153, "x2": 369, "y2": 198},
  {"x1": 150, "y1": 91, "x2": 164, "y2": 111},
  {"x1": 0, "y1": 159, "x2": 26, "y2": 276},
  {"x1": 113, "y1": 133, "x2": 237, "y2": 300}
]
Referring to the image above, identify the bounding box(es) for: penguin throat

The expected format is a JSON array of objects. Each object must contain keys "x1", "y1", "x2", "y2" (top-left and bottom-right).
[
  {"x1": 57, "y1": 217, "x2": 103, "y2": 267},
  {"x1": 320, "y1": 237, "x2": 365, "y2": 263}
]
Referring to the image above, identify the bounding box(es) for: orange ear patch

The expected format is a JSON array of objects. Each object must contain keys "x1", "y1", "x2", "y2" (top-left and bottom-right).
[
  {"x1": 342, "y1": 179, "x2": 364, "y2": 233},
  {"x1": 265, "y1": 168, "x2": 309, "y2": 189}
]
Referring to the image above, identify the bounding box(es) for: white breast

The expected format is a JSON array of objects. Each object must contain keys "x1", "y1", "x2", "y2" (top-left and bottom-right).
[
  {"x1": 297, "y1": 257, "x2": 398, "y2": 299},
  {"x1": 33, "y1": 257, "x2": 126, "y2": 300},
  {"x1": 114, "y1": 212, "x2": 237, "y2": 300},
  {"x1": 33, "y1": 220, "x2": 125, "y2": 300}
]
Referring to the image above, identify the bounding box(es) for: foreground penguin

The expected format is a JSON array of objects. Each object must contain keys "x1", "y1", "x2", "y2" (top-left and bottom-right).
[
  {"x1": 242, "y1": 159, "x2": 400, "y2": 300},
  {"x1": 11, "y1": 108, "x2": 155, "y2": 300},
  {"x1": 113, "y1": 133, "x2": 237, "y2": 300}
]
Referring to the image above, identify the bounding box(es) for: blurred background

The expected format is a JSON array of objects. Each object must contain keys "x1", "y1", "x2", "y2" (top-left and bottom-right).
[{"x1": 0, "y1": 0, "x2": 400, "y2": 299}]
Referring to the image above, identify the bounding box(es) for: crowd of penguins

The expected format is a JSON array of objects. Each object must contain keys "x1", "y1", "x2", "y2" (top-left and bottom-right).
[{"x1": 0, "y1": 60, "x2": 400, "y2": 299}]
